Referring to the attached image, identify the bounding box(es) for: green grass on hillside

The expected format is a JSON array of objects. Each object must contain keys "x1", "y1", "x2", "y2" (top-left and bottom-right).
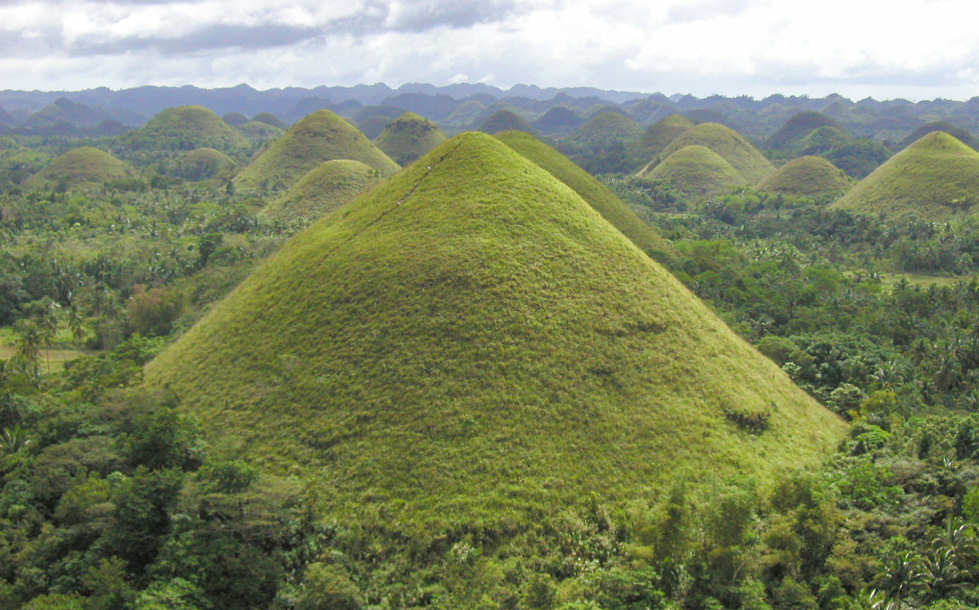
[
  {"x1": 495, "y1": 129, "x2": 677, "y2": 264},
  {"x1": 236, "y1": 120, "x2": 283, "y2": 143},
  {"x1": 233, "y1": 110, "x2": 399, "y2": 194},
  {"x1": 831, "y1": 131, "x2": 979, "y2": 220},
  {"x1": 374, "y1": 112, "x2": 447, "y2": 165},
  {"x1": 146, "y1": 132, "x2": 844, "y2": 531},
  {"x1": 768, "y1": 111, "x2": 840, "y2": 150},
  {"x1": 170, "y1": 147, "x2": 236, "y2": 181},
  {"x1": 25, "y1": 146, "x2": 132, "y2": 191},
  {"x1": 756, "y1": 155, "x2": 850, "y2": 197},
  {"x1": 479, "y1": 109, "x2": 535, "y2": 135},
  {"x1": 251, "y1": 112, "x2": 288, "y2": 129},
  {"x1": 645, "y1": 122, "x2": 774, "y2": 183},
  {"x1": 123, "y1": 105, "x2": 250, "y2": 154},
  {"x1": 635, "y1": 114, "x2": 695, "y2": 165},
  {"x1": 260, "y1": 159, "x2": 380, "y2": 223},
  {"x1": 570, "y1": 111, "x2": 642, "y2": 144},
  {"x1": 900, "y1": 121, "x2": 975, "y2": 151},
  {"x1": 640, "y1": 144, "x2": 747, "y2": 199}
]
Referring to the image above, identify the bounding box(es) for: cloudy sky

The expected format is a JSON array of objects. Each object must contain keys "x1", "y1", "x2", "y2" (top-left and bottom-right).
[{"x1": 1, "y1": 0, "x2": 977, "y2": 99}]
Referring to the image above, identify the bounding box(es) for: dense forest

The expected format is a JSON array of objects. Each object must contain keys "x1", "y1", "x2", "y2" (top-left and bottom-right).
[{"x1": 1, "y1": 88, "x2": 978, "y2": 609}]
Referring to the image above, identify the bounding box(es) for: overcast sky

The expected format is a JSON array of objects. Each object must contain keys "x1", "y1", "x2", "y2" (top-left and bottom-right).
[{"x1": 1, "y1": 0, "x2": 977, "y2": 99}]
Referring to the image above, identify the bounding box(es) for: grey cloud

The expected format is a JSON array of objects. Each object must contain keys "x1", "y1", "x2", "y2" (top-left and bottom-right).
[
  {"x1": 71, "y1": 23, "x2": 324, "y2": 55},
  {"x1": 386, "y1": 0, "x2": 519, "y2": 32},
  {"x1": 666, "y1": 0, "x2": 752, "y2": 23}
]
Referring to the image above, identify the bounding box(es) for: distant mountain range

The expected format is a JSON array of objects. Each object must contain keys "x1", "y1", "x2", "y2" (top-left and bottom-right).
[{"x1": 1, "y1": 83, "x2": 977, "y2": 144}]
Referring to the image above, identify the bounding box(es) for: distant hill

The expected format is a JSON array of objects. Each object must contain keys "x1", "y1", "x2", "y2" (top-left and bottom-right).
[
  {"x1": 251, "y1": 112, "x2": 287, "y2": 129},
  {"x1": 374, "y1": 112, "x2": 447, "y2": 165},
  {"x1": 443, "y1": 100, "x2": 486, "y2": 129},
  {"x1": 235, "y1": 120, "x2": 283, "y2": 143},
  {"x1": 260, "y1": 159, "x2": 380, "y2": 223},
  {"x1": 831, "y1": 132, "x2": 979, "y2": 220},
  {"x1": 757, "y1": 156, "x2": 850, "y2": 197},
  {"x1": 233, "y1": 109, "x2": 399, "y2": 194},
  {"x1": 635, "y1": 114, "x2": 695, "y2": 164},
  {"x1": 570, "y1": 111, "x2": 642, "y2": 143},
  {"x1": 170, "y1": 148, "x2": 237, "y2": 181},
  {"x1": 145, "y1": 132, "x2": 844, "y2": 531},
  {"x1": 899, "y1": 121, "x2": 975, "y2": 151},
  {"x1": 222, "y1": 112, "x2": 248, "y2": 126},
  {"x1": 640, "y1": 144, "x2": 746, "y2": 199},
  {"x1": 530, "y1": 106, "x2": 585, "y2": 135},
  {"x1": 495, "y1": 129, "x2": 676, "y2": 264},
  {"x1": 122, "y1": 106, "x2": 250, "y2": 154},
  {"x1": 768, "y1": 111, "x2": 841, "y2": 149},
  {"x1": 479, "y1": 109, "x2": 536, "y2": 134},
  {"x1": 644, "y1": 122, "x2": 774, "y2": 183},
  {"x1": 25, "y1": 146, "x2": 132, "y2": 191}
]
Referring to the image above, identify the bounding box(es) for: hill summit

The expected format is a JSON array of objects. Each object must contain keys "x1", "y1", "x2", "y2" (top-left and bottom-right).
[
  {"x1": 757, "y1": 156, "x2": 850, "y2": 197},
  {"x1": 374, "y1": 112, "x2": 447, "y2": 165},
  {"x1": 640, "y1": 144, "x2": 746, "y2": 199},
  {"x1": 260, "y1": 159, "x2": 380, "y2": 223},
  {"x1": 26, "y1": 146, "x2": 132, "y2": 190},
  {"x1": 124, "y1": 105, "x2": 250, "y2": 153},
  {"x1": 831, "y1": 131, "x2": 979, "y2": 220},
  {"x1": 233, "y1": 109, "x2": 398, "y2": 194},
  {"x1": 146, "y1": 132, "x2": 844, "y2": 527},
  {"x1": 643, "y1": 122, "x2": 774, "y2": 183}
]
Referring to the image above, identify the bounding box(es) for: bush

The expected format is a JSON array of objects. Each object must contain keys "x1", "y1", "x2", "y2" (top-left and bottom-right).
[{"x1": 127, "y1": 285, "x2": 183, "y2": 337}]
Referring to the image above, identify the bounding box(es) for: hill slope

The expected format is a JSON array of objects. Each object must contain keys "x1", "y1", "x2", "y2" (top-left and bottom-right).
[
  {"x1": 123, "y1": 105, "x2": 250, "y2": 153},
  {"x1": 233, "y1": 110, "x2": 399, "y2": 194},
  {"x1": 899, "y1": 121, "x2": 975, "y2": 151},
  {"x1": 644, "y1": 122, "x2": 775, "y2": 183},
  {"x1": 635, "y1": 114, "x2": 695, "y2": 163},
  {"x1": 146, "y1": 132, "x2": 844, "y2": 528},
  {"x1": 25, "y1": 146, "x2": 132, "y2": 190},
  {"x1": 170, "y1": 147, "x2": 236, "y2": 181},
  {"x1": 831, "y1": 131, "x2": 979, "y2": 220},
  {"x1": 495, "y1": 130, "x2": 676, "y2": 264},
  {"x1": 641, "y1": 144, "x2": 747, "y2": 199},
  {"x1": 757, "y1": 156, "x2": 850, "y2": 197},
  {"x1": 374, "y1": 112, "x2": 447, "y2": 165},
  {"x1": 260, "y1": 159, "x2": 380, "y2": 222},
  {"x1": 768, "y1": 111, "x2": 841, "y2": 150},
  {"x1": 479, "y1": 109, "x2": 535, "y2": 134}
]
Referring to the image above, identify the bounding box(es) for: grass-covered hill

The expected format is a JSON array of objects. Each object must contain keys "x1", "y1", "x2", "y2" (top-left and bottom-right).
[
  {"x1": 121, "y1": 105, "x2": 250, "y2": 154},
  {"x1": 252, "y1": 112, "x2": 288, "y2": 129},
  {"x1": 899, "y1": 120, "x2": 975, "y2": 151},
  {"x1": 232, "y1": 109, "x2": 399, "y2": 194},
  {"x1": 259, "y1": 159, "x2": 380, "y2": 223},
  {"x1": 145, "y1": 132, "x2": 844, "y2": 530},
  {"x1": 635, "y1": 114, "x2": 695, "y2": 165},
  {"x1": 494, "y1": 129, "x2": 676, "y2": 264},
  {"x1": 645, "y1": 122, "x2": 775, "y2": 183},
  {"x1": 757, "y1": 155, "x2": 851, "y2": 197},
  {"x1": 831, "y1": 131, "x2": 979, "y2": 220},
  {"x1": 24, "y1": 146, "x2": 132, "y2": 191},
  {"x1": 530, "y1": 105, "x2": 585, "y2": 135},
  {"x1": 169, "y1": 147, "x2": 237, "y2": 181},
  {"x1": 569, "y1": 110, "x2": 642, "y2": 144},
  {"x1": 767, "y1": 111, "x2": 841, "y2": 150},
  {"x1": 374, "y1": 112, "x2": 447, "y2": 165},
  {"x1": 478, "y1": 109, "x2": 535, "y2": 134},
  {"x1": 235, "y1": 120, "x2": 283, "y2": 143},
  {"x1": 640, "y1": 144, "x2": 747, "y2": 199}
]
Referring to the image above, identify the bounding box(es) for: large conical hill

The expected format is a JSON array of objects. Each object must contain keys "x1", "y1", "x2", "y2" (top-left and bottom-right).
[
  {"x1": 25, "y1": 146, "x2": 132, "y2": 190},
  {"x1": 233, "y1": 110, "x2": 399, "y2": 194},
  {"x1": 145, "y1": 132, "x2": 844, "y2": 527},
  {"x1": 260, "y1": 159, "x2": 380, "y2": 223},
  {"x1": 757, "y1": 156, "x2": 850, "y2": 197},
  {"x1": 496, "y1": 129, "x2": 676, "y2": 264},
  {"x1": 635, "y1": 114, "x2": 695, "y2": 163},
  {"x1": 123, "y1": 105, "x2": 250, "y2": 154},
  {"x1": 831, "y1": 131, "x2": 979, "y2": 220},
  {"x1": 640, "y1": 144, "x2": 746, "y2": 199},
  {"x1": 374, "y1": 112, "x2": 447, "y2": 165},
  {"x1": 645, "y1": 122, "x2": 774, "y2": 183}
]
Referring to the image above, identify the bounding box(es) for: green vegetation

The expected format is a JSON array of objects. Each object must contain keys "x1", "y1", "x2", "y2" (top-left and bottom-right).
[
  {"x1": 572, "y1": 111, "x2": 642, "y2": 143},
  {"x1": 260, "y1": 159, "x2": 380, "y2": 223},
  {"x1": 120, "y1": 105, "x2": 250, "y2": 155},
  {"x1": 900, "y1": 120, "x2": 976, "y2": 150},
  {"x1": 25, "y1": 147, "x2": 132, "y2": 191},
  {"x1": 495, "y1": 129, "x2": 677, "y2": 264},
  {"x1": 768, "y1": 111, "x2": 841, "y2": 149},
  {"x1": 251, "y1": 112, "x2": 288, "y2": 129},
  {"x1": 634, "y1": 113, "x2": 695, "y2": 166},
  {"x1": 169, "y1": 147, "x2": 236, "y2": 181},
  {"x1": 530, "y1": 105, "x2": 585, "y2": 135},
  {"x1": 757, "y1": 155, "x2": 851, "y2": 197},
  {"x1": 374, "y1": 112, "x2": 447, "y2": 165},
  {"x1": 235, "y1": 119, "x2": 284, "y2": 143},
  {"x1": 832, "y1": 131, "x2": 979, "y2": 220},
  {"x1": 645, "y1": 122, "x2": 775, "y2": 183},
  {"x1": 232, "y1": 109, "x2": 399, "y2": 195},
  {"x1": 146, "y1": 133, "x2": 842, "y2": 534},
  {"x1": 640, "y1": 144, "x2": 746, "y2": 199},
  {"x1": 478, "y1": 109, "x2": 535, "y2": 134}
]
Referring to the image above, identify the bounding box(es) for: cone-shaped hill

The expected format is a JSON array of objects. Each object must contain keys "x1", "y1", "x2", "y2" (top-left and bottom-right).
[
  {"x1": 124, "y1": 106, "x2": 250, "y2": 154},
  {"x1": 768, "y1": 111, "x2": 840, "y2": 150},
  {"x1": 640, "y1": 145, "x2": 747, "y2": 199},
  {"x1": 570, "y1": 111, "x2": 642, "y2": 143},
  {"x1": 831, "y1": 131, "x2": 979, "y2": 220},
  {"x1": 479, "y1": 109, "x2": 535, "y2": 134},
  {"x1": 496, "y1": 130, "x2": 676, "y2": 264},
  {"x1": 635, "y1": 114, "x2": 695, "y2": 163},
  {"x1": 900, "y1": 121, "x2": 975, "y2": 151},
  {"x1": 25, "y1": 146, "x2": 132, "y2": 190},
  {"x1": 531, "y1": 106, "x2": 585, "y2": 135},
  {"x1": 236, "y1": 120, "x2": 283, "y2": 143},
  {"x1": 643, "y1": 122, "x2": 774, "y2": 183},
  {"x1": 260, "y1": 159, "x2": 380, "y2": 223},
  {"x1": 145, "y1": 132, "x2": 844, "y2": 527},
  {"x1": 170, "y1": 147, "x2": 237, "y2": 181},
  {"x1": 233, "y1": 110, "x2": 399, "y2": 194},
  {"x1": 757, "y1": 156, "x2": 850, "y2": 197},
  {"x1": 252, "y1": 112, "x2": 287, "y2": 129},
  {"x1": 374, "y1": 112, "x2": 447, "y2": 165}
]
